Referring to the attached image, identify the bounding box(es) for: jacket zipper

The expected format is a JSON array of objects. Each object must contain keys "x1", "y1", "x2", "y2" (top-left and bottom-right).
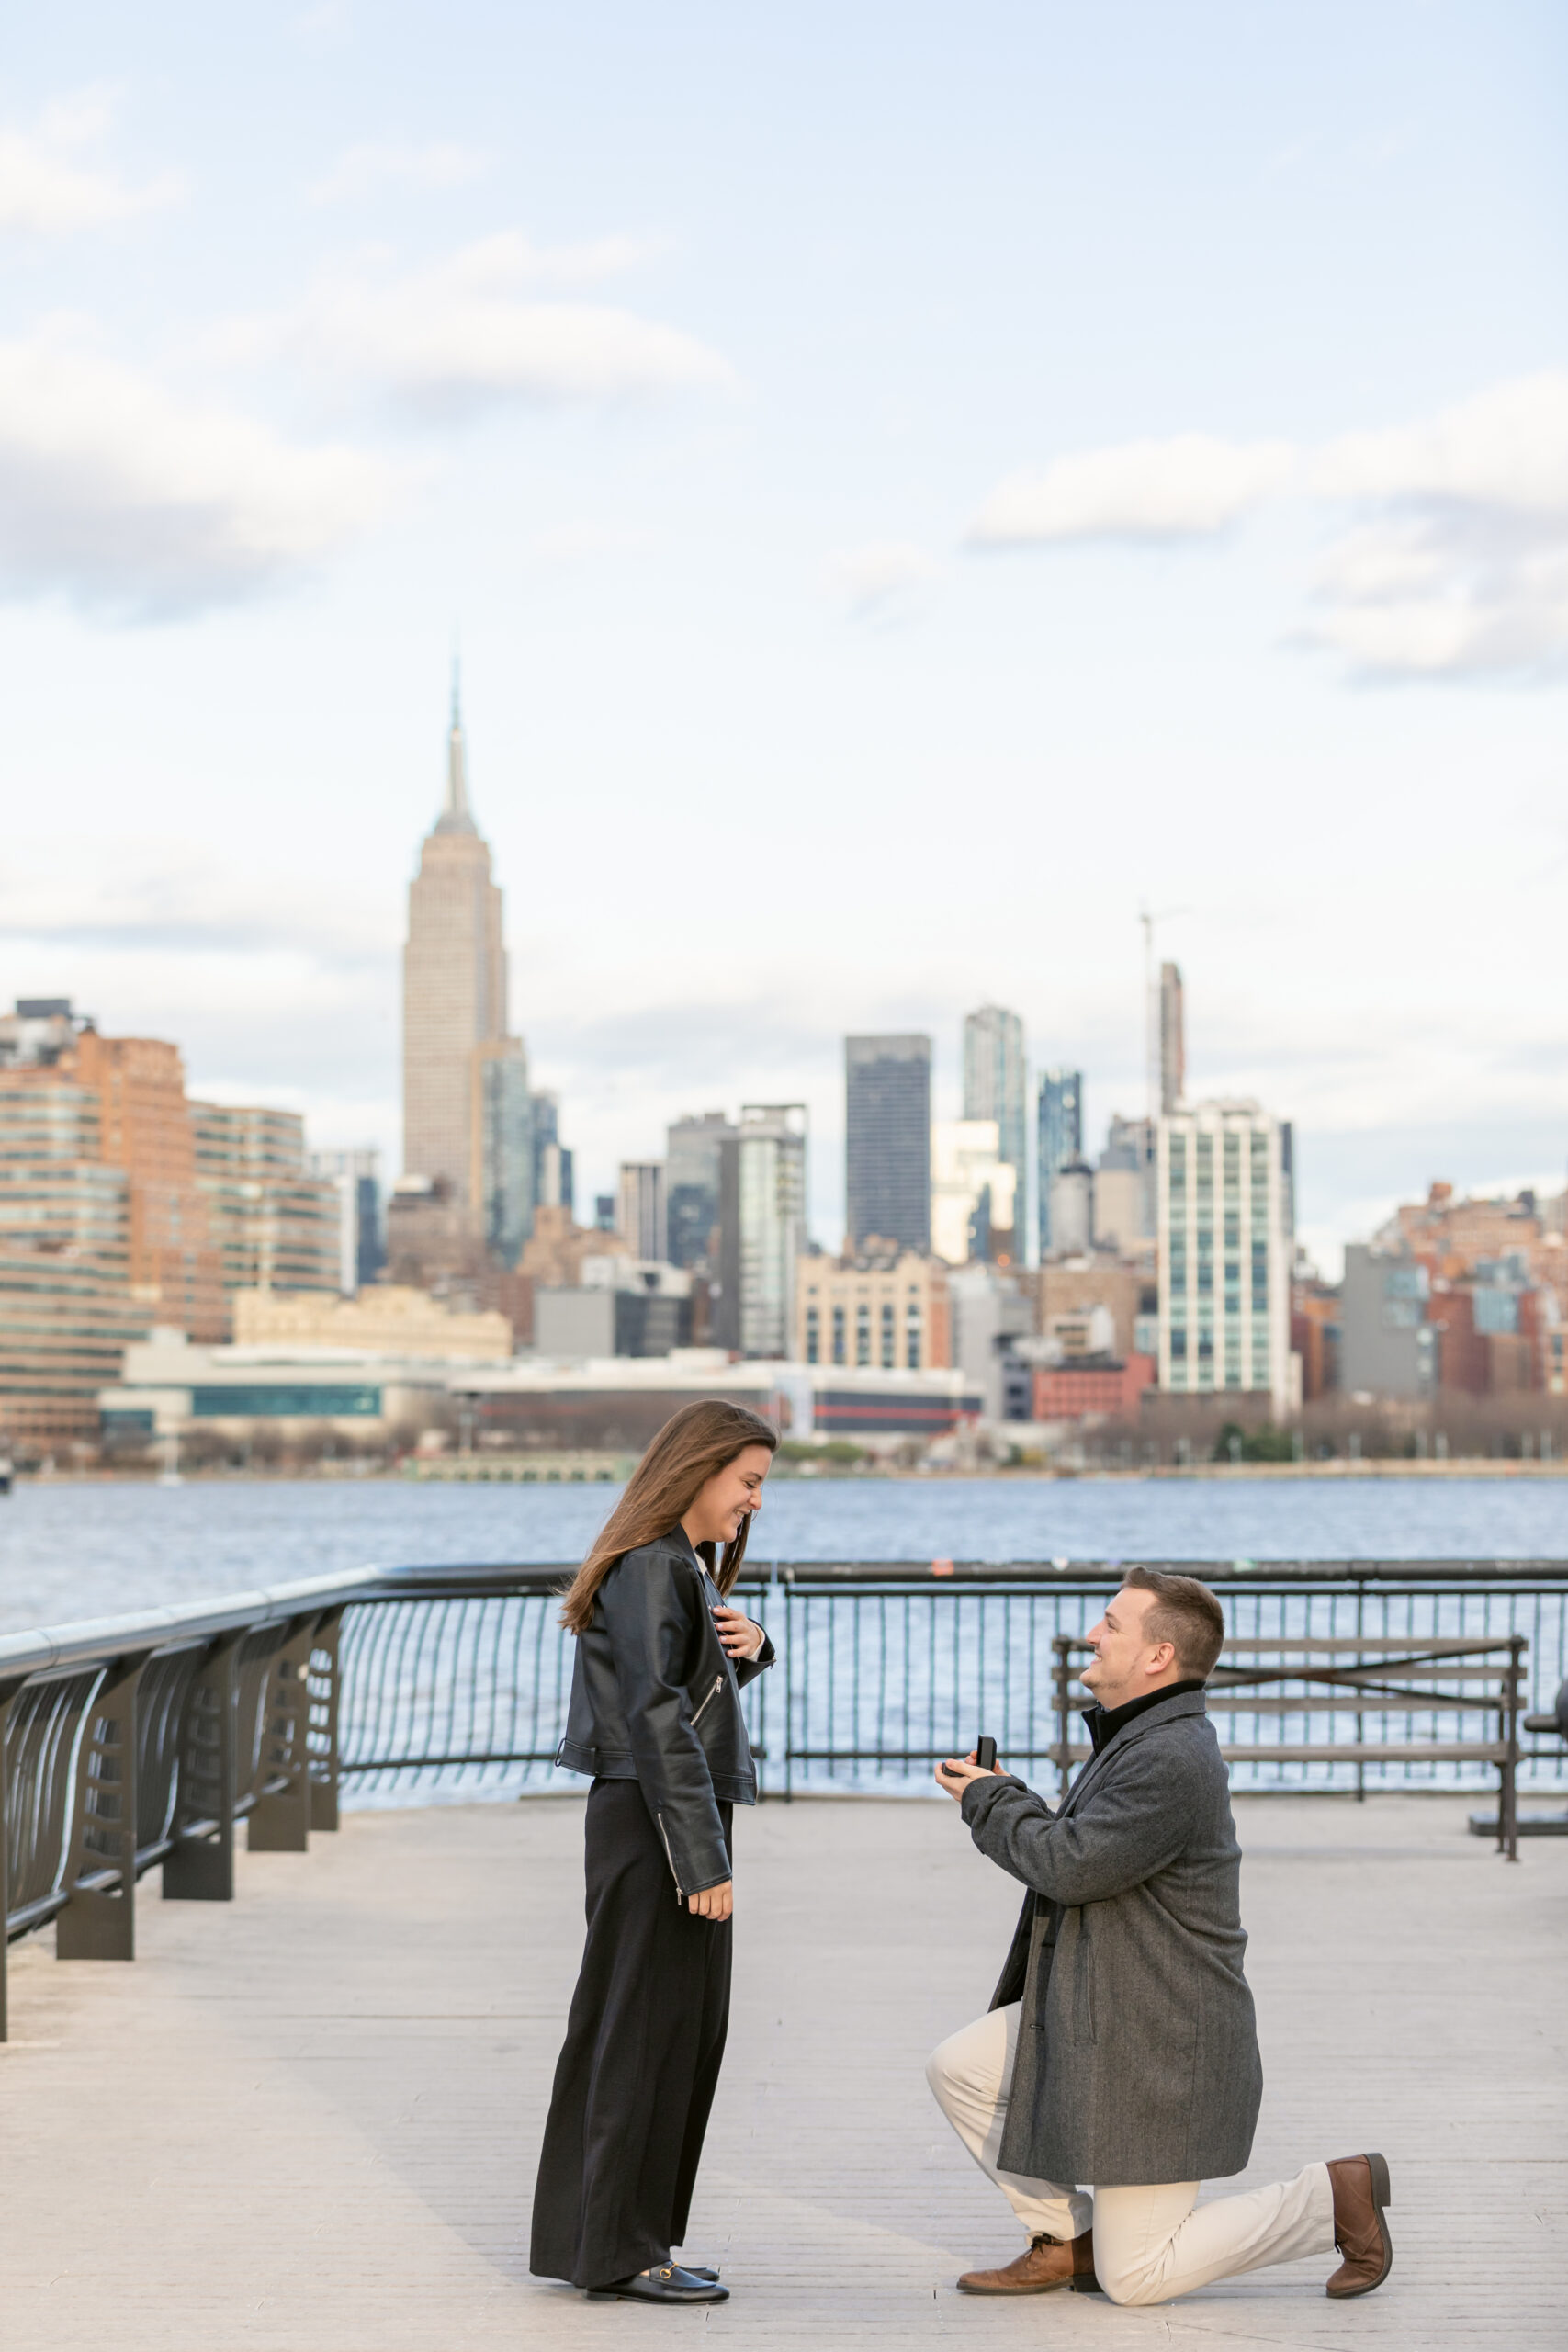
[
  {"x1": 656, "y1": 1810, "x2": 684, "y2": 1903},
  {"x1": 689, "y1": 1672, "x2": 726, "y2": 1729}
]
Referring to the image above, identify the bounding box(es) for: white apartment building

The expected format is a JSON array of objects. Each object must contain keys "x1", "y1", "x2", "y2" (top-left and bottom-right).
[
  {"x1": 1157, "y1": 1100, "x2": 1292, "y2": 1407},
  {"x1": 716, "y1": 1104, "x2": 808, "y2": 1358},
  {"x1": 616, "y1": 1160, "x2": 668, "y2": 1262}
]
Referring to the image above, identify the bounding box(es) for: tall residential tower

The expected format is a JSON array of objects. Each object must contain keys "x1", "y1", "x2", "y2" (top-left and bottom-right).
[
  {"x1": 1159, "y1": 961, "x2": 1186, "y2": 1114},
  {"x1": 1156, "y1": 1099, "x2": 1292, "y2": 1408},
  {"x1": 962, "y1": 1005, "x2": 1026, "y2": 1261}
]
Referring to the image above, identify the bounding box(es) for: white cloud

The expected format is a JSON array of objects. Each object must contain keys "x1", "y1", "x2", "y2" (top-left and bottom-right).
[
  {"x1": 294, "y1": 232, "x2": 731, "y2": 409},
  {"x1": 968, "y1": 377, "x2": 1568, "y2": 679},
  {"x1": 1305, "y1": 374, "x2": 1568, "y2": 678},
  {"x1": 0, "y1": 325, "x2": 393, "y2": 617},
  {"x1": 970, "y1": 435, "x2": 1296, "y2": 544},
  {"x1": 1314, "y1": 374, "x2": 1568, "y2": 514},
  {"x1": 0, "y1": 91, "x2": 182, "y2": 235},
  {"x1": 310, "y1": 141, "x2": 486, "y2": 204},
  {"x1": 825, "y1": 540, "x2": 940, "y2": 616}
]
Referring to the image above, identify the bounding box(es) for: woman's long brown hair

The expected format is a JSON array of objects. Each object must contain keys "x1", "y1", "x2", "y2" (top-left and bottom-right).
[{"x1": 558, "y1": 1397, "x2": 779, "y2": 1634}]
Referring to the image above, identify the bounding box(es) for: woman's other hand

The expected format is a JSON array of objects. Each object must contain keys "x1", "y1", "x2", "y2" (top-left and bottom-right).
[
  {"x1": 711, "y1": 1605, "x2": 764, "y2": 1658},
  {"x1": 689, "y1": 1879, "x2": 734, "y2": 1921}
]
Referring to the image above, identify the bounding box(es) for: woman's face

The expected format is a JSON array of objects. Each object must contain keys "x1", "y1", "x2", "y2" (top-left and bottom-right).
[{"x1": 685, "y1": 1442, "x2": 773, "y2": 1548}]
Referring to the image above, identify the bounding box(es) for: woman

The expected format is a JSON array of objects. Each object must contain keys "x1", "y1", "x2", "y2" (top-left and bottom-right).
[{"x1": 530, "y1": 1398, "x2": 777, "y2": 2306}]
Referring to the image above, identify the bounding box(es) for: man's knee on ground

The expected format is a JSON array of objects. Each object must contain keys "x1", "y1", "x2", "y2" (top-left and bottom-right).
[
  {"x1": 924, "y1": 2030, "x2": 979, "y2": 2104},
  {"x1": 1096, "y1": 2259, "x2": 1167, "y2": 2309},
  {"x1": 923, "y1": 2041, "x2": 953, "y2": 2099}
]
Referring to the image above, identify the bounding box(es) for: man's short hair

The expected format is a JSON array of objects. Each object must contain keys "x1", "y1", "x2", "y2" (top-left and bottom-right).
[{"x1": 1122, "y1": 1566, "x2": 1226, "y2": 1680}]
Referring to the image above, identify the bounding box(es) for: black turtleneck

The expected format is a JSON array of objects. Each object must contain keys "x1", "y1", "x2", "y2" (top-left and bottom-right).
[{"x1": 1086, "y1": 1678, "x2": 1206, "y2": 1754}]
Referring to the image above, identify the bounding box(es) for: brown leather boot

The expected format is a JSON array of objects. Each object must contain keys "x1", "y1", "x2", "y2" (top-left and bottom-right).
[
  {"x1": 1325, "y1": 2153, "x2": 1393, "y2": 2298},
  {"x1": 957, "y1": 2230, "x2": 1098, "y2": 2295}
]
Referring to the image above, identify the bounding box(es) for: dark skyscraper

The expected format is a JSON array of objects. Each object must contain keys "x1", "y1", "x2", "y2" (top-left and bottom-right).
[
  {"x1": 1036, "y1": 1068, "x2": 1083, "y2": 1256},
  {"x1": 845, "y1": 1035, "x2": 931, "y2": 1251},
  {"x1": 666, "y1": 1111, "x2": 735, "y2": 1270},
  {"x1": 530, "y1": 1091, "x2": 573, "y2": 1217}
]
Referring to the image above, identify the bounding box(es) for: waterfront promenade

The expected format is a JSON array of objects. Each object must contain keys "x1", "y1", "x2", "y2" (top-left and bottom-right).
[{"x1": 0, "y1": 1793, "x2": 1560, "y2": 2348}]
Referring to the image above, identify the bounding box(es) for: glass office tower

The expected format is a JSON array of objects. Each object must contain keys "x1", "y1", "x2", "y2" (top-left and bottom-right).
[
  {"x1": 845, "y1": 1035, "x2": 931, "y2": 1253},
  {"x1": 1036, "y1": 1069, "x2": 1083, "y2": 1256}
]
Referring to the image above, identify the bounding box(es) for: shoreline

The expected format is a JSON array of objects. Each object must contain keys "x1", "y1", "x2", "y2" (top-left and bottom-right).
[{"x1": 7, "y1": 1456, "x2": 1568, "y2": 1487}]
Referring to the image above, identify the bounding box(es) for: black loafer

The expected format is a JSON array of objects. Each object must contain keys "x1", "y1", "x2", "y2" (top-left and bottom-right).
[
  {"x1": 586, "y1": 2265, "x2": 729, "y2": 2304},
  {"x1": 682, "y1": 2267, "x2": 720, "y2": 2282}
]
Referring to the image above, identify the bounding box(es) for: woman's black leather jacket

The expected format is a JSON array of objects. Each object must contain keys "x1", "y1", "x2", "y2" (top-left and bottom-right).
[{"x1": 557, "y1": 1526, "x2": 774, "y2": 1898}]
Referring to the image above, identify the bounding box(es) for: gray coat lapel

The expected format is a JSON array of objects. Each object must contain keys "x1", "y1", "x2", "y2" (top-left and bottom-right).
[{"x1": 1058, "y1": 1687, "x2": 1209, "y2": 1821}]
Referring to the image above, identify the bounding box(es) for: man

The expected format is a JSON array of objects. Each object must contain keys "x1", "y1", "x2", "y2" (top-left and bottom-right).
[{"x1": 926, "y1": 1567, "x2": 1393, "y2": 2308}]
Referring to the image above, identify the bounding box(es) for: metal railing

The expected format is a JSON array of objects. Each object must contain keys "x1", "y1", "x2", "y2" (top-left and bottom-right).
[
  {"x1": 5, "y1": 1558, "x2": 1566, "y2": 2035},
  {"x1": 0, "y1": 1568, "x2": 361, "y2": 2039}
]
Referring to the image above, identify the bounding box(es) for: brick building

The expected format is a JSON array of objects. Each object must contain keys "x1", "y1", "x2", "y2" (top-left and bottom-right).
[{"x1": 1032, "y1": 1354, "x2": 1156, "y2": 1421}]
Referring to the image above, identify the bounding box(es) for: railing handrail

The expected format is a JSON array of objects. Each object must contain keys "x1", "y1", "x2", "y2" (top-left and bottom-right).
[
  {"x1": 5, "y1": 1555, "x2": 1562, "y2": 2042},
  {"x1": 0, "y1": 1566, "x2": 392, "y2": 1681},
  {"x1": 5, "y1": 1555, "x2": 1568, "y2": 1682}
]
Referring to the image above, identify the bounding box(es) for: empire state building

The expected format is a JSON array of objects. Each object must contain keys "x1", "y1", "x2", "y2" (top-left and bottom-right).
[{"x1": 400, "y1": 683, "x2": 530, "y2": 1265}]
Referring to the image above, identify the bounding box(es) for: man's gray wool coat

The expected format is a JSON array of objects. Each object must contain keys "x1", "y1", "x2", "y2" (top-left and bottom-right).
[{"x1": 960, "y1": 1688, "x2": 1263, "y2": 2187}]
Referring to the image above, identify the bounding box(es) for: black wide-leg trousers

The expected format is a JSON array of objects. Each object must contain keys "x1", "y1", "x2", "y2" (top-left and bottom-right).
[{"x1": 530, "y1": 1777, "x2": 733, "y2": 2290}]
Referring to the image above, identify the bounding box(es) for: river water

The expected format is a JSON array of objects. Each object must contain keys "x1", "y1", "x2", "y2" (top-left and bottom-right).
[{"x1": 1, "y1": 1472, "x2": 1564, "y2": 1634}]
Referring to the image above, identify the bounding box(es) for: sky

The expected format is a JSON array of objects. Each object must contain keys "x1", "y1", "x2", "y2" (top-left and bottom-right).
[{"x1": 1, "y1": 1, "x2": 1565, "y2": 1275}]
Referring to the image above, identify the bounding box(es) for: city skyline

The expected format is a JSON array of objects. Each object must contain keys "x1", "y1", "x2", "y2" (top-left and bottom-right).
[{"x1": 0, "y1": 8, "x2": 1563, "y2": 1278}]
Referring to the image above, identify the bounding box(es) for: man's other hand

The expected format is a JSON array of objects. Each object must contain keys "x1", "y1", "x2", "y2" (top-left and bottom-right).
[{"x1": 936, "y1": 1751, "x2": 1002, "y2": 1801}]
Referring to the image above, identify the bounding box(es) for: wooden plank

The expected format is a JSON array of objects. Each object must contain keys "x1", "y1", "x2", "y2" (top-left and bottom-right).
[
  {"x1": 1219, "y1": 1742, "x2": 1507, "y2": 1763},
  {"x1": 1217, "y1": 1638, "x2": 1516, "y2": 1655},
  {"x1": 1208, "y1": 1663, "x2": 1513, "y2": 1682},
  {"x1": 1201, "y1": 1694, "x2": 1502, "y2": 1715},
  {"x1": 1053, "y1": 1742, "x2": 1509, "y2": 1764}
]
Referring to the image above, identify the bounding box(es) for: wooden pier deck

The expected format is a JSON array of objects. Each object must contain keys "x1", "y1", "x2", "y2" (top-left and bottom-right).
[{"x1": 0, "y1": 1792, "x2": 1561, "y2": 2349}]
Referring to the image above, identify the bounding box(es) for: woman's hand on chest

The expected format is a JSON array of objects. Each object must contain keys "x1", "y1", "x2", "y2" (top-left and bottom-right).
[{"x1": 710, "y1": 1603, "x2": 765, "y2": 1660}]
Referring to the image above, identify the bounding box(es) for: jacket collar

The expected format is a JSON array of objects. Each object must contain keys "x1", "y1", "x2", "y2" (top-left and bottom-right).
[
  {"x1": 667, "y1": 1523, "x2": 717, "y2": 1586},
  {"x1": 1087, "y1": 1677, "x2": 1206, "y2": 1753},
  {"x1": 1060, "y1": 1684, "x2": 1209, "y2": 1815}
]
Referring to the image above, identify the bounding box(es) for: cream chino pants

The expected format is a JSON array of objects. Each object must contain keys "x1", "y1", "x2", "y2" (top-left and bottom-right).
[{"x1": 926, "y1": 2005, "x2": 1336, "y2": 2307}]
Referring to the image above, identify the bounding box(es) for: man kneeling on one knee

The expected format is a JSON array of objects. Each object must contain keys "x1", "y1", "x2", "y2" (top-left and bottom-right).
[{"x1": 929, "y1": 1568, "x2": 1392, "y2": 2309}]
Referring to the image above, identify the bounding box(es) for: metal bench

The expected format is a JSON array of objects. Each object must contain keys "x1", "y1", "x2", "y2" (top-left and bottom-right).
[
  {"x1": 1470, "y1": 1676, "x2": 1568, "y2": 1841},
  {"x1": 1051, "y1": 1634, "x2": 1528, "y2": 1860}
]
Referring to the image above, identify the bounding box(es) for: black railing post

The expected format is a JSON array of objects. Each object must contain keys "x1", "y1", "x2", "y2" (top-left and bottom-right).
[
  {"x1": 57, "y1": 1655, "x2": 146, "y2": 1962},
  {"x1": 0, "y1": 1676, "x2": 18, "y2": 2040},
  {"x1": 1500, "y1": 1636, "x2": 1523, "y2": 1862},
  {"x1": 1054, "y1": 1637, "x2": 1073, "y2": 1801},
  {"x1": 164, "y1": 1634, "x2": 239, "y2": 1902},
  {"x1": 309, "y1": 1610, "x2": 344, "y2": 1834},
  {"x1": 784, "y1": 1574, "x2": 794, "y2": 1804},
  {"x1": 247, "y1": 1617, "x2": 314, "y2": 1853}
]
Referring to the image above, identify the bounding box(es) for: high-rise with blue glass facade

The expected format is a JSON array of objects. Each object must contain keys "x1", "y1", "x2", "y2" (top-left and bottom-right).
[
  {"x1": 963, "y1": 1006, "x2": 1027, "y2": 1261},
  {"x1": 1036, "y1": 1069, "x2": 1083, "y2": 1257}
]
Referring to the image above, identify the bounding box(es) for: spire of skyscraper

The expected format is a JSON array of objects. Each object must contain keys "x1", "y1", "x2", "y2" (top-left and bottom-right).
[{"x1": 438, "y1": 657, "x2": 476, "y2": 835}]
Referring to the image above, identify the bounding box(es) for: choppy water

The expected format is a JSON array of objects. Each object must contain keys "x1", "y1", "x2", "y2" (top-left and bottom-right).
[{"x1": 0, "y1": 1471, "x2": 1564, "y2": 1634}]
